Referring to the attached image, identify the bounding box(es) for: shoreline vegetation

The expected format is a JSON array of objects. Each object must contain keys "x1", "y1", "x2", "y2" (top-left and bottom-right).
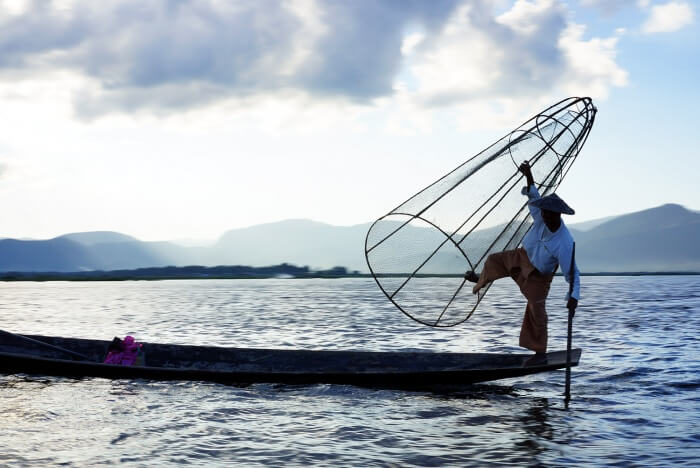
[{"x1": 0, "y1": 264, "x2": 698, "y2": 281}]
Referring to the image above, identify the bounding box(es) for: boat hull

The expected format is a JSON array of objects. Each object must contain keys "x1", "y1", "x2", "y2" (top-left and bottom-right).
[{"x1": 0, "y1": 333, "x2": 581, "y2": 388}]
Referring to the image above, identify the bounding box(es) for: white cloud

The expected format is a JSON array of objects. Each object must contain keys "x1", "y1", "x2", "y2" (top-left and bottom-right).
[
  {"x1": 0, "y1": 0, "x2": 30, "y2": 16},
  {"x1": 0, "y1": 0, "x2": 629, "y2": 127},
  {"x1": 392, "y1": 0, "x2": 627, "y2": 129},
  {"x1": 579, "y1": 0, "x2": 639, "y2": 12},
  {"x1": 0, "y1": 0, "x2": 638, "y2": 240},
  {"x1": 401, "y1": 32, "x2": 426, "y2": 56},
  {"x1": 559, "y1": 24, "x2": 628, "y2": 98},
  {"x1": 642, "y1": 1, "x2": 694, "y2": 33},
  {"x1": 0, "y1": 0, "x2": 461, "y2": 117}
]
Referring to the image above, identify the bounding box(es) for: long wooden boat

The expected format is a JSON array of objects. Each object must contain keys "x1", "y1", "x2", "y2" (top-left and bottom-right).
[{"x1": 0, "y1": 331, "x2": 581, "y2": 388}]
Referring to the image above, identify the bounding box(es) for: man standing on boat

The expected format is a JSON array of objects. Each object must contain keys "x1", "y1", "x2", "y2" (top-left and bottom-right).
[{"x1": 464, "y1": 161, "x2": 579, "y2": 354}]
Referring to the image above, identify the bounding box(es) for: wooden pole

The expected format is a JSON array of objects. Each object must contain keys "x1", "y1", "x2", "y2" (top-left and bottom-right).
[
  {"x1": 564, "y1": 242, "x2": 576, "y2": 407},
  {"x1": 564, "y1": 306, "x2": 574, "y2": 406}
]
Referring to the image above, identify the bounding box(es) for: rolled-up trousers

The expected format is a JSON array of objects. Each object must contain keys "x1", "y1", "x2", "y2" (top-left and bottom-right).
[{"x1": 472, "y1": 248, "x2": 553, "y2": 353}]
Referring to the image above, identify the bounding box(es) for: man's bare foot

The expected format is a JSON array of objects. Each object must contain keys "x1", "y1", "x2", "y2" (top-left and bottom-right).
[{"x1": 464, "y1": 271, "x2": 479, "y2": 283}]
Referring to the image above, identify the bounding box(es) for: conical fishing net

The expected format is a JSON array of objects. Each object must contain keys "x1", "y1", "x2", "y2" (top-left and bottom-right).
[{"x1": 365, "y1": 97, "x2": 597, "y2": 327}]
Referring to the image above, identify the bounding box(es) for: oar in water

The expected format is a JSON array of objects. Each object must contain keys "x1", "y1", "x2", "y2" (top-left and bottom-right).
[
  {"x1": 564, "y1": 243, "x2": 576, "y2": 407},
  {"x1": 0, "y1": 329, "x2": 91, "y2": 361}
]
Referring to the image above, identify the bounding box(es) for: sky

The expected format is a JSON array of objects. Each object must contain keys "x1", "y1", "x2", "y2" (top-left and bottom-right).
[{"x1": 0, "y1": 0, "x2": 697, "y2": 241}]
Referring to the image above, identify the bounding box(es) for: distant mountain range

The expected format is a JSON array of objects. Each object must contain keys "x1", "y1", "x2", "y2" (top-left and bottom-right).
[
  {"x1": 572, "y1": 204, "x2": 700, "y2": 272},
  {"x1": 1, "y1": 203, "x2": 699, "y2": 273}
]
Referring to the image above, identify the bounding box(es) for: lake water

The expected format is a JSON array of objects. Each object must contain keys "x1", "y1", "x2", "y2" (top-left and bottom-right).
[{"x1": 1, "y1": 277, "x2": 699, "y2": 466}]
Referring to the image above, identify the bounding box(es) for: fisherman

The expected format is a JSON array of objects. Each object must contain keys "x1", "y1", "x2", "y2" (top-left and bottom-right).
[{"x1": 464, "y1": 161, "x2": 579, "y2": 354}]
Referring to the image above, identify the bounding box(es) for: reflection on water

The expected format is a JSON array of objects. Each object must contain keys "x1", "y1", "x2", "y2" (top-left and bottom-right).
[{"x1": 1, "y1": 277, "x2": 699, "y2": 466}]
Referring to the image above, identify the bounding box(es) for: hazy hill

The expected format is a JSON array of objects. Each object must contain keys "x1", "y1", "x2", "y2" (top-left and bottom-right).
[
  {"x1": 573, "y1": 204, "x2": 699, "y2": 242},
  {"x1": 568, "y1": 216, "x2": 617, "y2": 232},
  {"x1": 572, "y1": 204, "x2": 700, "y2": 272},
  {"x1": 58, "y1": 231, "x2": 139, "y2": 245},
  {"x1": 0, "y1": 237, "x2": 96, "y2": 272},
  {"x1": 0, "y1": 233, "x2": 187, "y2": 272},
  {"x1": 55, "y1": 231, "x2": 172, "y2": 270},
  {"x1": 1, "y1": 204, "x2": 699, "y2": 273},
  {"x1": 212, "y1": 219, "x2": 370, "y2": 271}
]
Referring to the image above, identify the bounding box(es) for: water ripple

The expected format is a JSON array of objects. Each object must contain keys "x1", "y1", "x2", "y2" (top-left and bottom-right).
[{"x1": 1, "y1": 276, "x2": 699, "y2": 466}]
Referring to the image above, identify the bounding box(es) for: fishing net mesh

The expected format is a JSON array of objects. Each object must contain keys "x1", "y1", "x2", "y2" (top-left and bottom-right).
[{"x1": 365, "y1": 97, "x2": 597, "y2": 327}]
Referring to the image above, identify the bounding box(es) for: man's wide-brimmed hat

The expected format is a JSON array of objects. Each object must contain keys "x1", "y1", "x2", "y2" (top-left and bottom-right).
[{"x1": 531, "y1": 193, "x2": 575, "y2": 215}]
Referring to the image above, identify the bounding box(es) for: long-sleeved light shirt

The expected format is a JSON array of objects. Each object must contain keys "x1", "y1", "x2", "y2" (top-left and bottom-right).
[{"x1": 521, "y1": 185, "x2": 580, "y2": 301}]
